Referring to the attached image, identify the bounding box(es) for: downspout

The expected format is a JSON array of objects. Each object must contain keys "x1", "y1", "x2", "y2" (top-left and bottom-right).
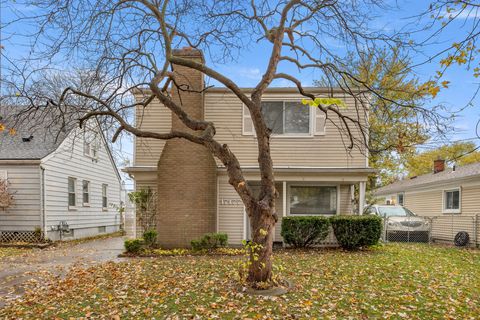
[{"x1": 40, "y1": 165, "x2": 47, "y2": 239}]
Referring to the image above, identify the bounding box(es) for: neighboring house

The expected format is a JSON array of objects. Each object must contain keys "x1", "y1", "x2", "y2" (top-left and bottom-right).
[
  {"x1": 375, "y1": 160, "x2": 480, "y2": 216},
  {"x1": 124, "y1": 47, "x2": 374, "y2": 248},
  {"x1": 0, "y1": 113, "x2": 123, "y2": 242}
]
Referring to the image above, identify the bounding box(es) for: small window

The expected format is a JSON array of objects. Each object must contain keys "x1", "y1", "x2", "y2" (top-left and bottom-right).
[
  {"x1": 102, "y1": 184, "x2": 108, "y2": 209},
  {"x1": 84, "y1": 132, "x2": 99, "y2": 159},
  {"x1": 443, "y1": 188, "x2": 461, "y2": 213},
  {"x1": 289, "y1": 185, "x2": 337, "y2": 215},
  {"x1": 82, "y1": 180, "x2": 90, "y2": 206},
  {"x1": 68, "y1": 177, "x2": 76, "y2": 208},
  {"x1": 261, "y1": 101, "x2": 310, "y2": 135},
  {"x1": 397, "y1": 193, "x2": 404, "y2": 206}
]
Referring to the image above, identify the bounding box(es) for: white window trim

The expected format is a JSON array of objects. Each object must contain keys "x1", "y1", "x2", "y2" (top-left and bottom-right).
[
  {"x1": 102, "y1": 184, "x2": 108, "y2": 211},
  {"x1": 287, "y1": 183, "x2": 340, "y2": 216},
  {"x1": 397, "y1": 193, "x2": 405, "y2": 206},
  {"x1": 82, "y1": 180, "x2": 90, "y2": 207},
  {"x1": 68, "y1": 177, "x2": 77, "y2": 210},
  {"x1": 242, "y1": 98, "x2": 315, "y2": 138},
  {"x1": 442, "y1": 187, "x2": 461, "y2": 214}
]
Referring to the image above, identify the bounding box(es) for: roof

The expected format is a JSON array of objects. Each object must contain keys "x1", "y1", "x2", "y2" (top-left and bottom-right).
[
  {"x1": 375, "y1": 162, "x2": 480, "y2": 195},
  {"x1": 0, "y1": 107, "x2": 74, "y2": 160},
  {"x1": 134, "y1": 86, "x2": 367, "y2": 95}
]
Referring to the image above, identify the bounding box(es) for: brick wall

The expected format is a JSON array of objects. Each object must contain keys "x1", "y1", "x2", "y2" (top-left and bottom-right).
[{"x1": 156, "y1": 48, "x2": 217, "y2": 248}]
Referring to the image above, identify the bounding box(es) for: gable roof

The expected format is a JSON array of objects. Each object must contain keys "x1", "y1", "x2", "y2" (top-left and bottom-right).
[
  {"x1": 375, "y1": 162, "x2": 480, "y2": 195},
  {"x1": 0, "y1": 108, "x2": 74, "y2": 160}
]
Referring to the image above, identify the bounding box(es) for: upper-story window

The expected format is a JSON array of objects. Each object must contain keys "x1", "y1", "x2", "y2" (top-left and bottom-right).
[
  {"x1": 242, "y1": 100, "x2": 326, "y2": 136},
  {"x1": 262, "y1": 101, "x2": 310, "y2": 135}
]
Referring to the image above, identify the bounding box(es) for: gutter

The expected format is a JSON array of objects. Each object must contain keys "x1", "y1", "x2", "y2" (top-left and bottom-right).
[
  {"x1": 0, "y1": 159, "x2": 42, "y2": 165},
  {"x1": 40, "y1": 165, "x2": 47, "y2": 238}
]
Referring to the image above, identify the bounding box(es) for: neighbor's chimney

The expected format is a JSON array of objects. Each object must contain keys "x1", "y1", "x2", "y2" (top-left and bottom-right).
[
  {"x1": 433, "y1": 159, "x2": 445, "y2": 174},
  {"x1": 171, "y1": 47, "x2": 204, "y2": 131}
]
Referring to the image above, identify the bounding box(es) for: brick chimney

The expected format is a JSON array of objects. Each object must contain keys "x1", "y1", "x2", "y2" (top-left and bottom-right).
[
  {"x1": 156, "y1": 47, "x2": 217, "y2": 248},
  {"x1": 433, "y1": 159, "x2": 445, "y2": 174}
]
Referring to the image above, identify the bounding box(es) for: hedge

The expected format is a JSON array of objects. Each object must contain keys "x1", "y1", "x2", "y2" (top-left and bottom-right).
[
  {"x1": 330, "y1": 215, "x2": 382, "y2": 250},
  {"x1": 191, "y1": 232, "x2": 228, "y2": 251},
  {"x1": 281, "y1": 216, "x2": 330, "y2": 248}
]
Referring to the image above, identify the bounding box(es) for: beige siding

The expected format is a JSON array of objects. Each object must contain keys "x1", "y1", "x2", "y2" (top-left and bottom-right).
[
  {"x1": 217, "y1": 174, "x2": 244, "y2": 245},
  {"x1": 0, "y1": 165, "x2": 41, "y2": 231},
  {"x1": 461, "y1": 185, "x2": 480, "y2": 215},
  {"x1": 205, "y1": 92, "x2": 367, "y2": 168},
  {"x1": 339, "y1": 185, "x2": 353, "y2": 214},
  {"x1": 134, "y1": 91, "x2": 368, "y2": 168},
  {"x1": 134, "y1": 96, "x2": 172, "y2": 166},
  {"x1": 404, "y1": 190, "x2": 443, "y2": 216},
  {"x1": 399, "y1": 183, "x2": 480, "y2": 245}
]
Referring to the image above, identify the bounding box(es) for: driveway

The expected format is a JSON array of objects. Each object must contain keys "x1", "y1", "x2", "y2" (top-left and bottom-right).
[{"x1": 0, "y1": 236, "x2": 126, "y2": 308}]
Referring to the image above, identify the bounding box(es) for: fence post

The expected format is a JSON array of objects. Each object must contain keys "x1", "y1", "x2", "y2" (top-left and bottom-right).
[{"x1": 474, "y1": 214, "x2": 478, "y2": 248}]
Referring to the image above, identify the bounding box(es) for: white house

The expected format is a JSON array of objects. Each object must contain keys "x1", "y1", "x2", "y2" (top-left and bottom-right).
[{"x1": 0, "y1": 112, "x2": 123, "y2": 242}]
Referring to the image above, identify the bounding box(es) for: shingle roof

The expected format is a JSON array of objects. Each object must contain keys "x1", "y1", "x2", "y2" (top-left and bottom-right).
[
  {"x1": 0, "y1": 107, "x2": 73, "y2": 160},
  {"x1": 375, "y1": 162, "x2": 480, "y2": 195}
]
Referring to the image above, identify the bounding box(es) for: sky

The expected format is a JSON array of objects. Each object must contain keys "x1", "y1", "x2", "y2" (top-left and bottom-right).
[{"x1": 1, "y1": 0, "x2": 479, "y2": 181}]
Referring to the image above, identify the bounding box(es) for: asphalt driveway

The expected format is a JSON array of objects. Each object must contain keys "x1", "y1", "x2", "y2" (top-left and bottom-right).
[{"x1": 0, "y1": 236, "x2": 126, "y2": 308}]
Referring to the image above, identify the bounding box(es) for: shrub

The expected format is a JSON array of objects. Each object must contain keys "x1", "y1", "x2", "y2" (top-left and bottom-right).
[
  {"x1": 281, "y1": 216, "x2": 330, "y2": 248},
  {"x1": 330, "y1": 215, "x2": 382, "y2": 250},
  {"x1": 191, "y1": 233, "x2": 228, "y2": 251},
  {"x1": 124, "y1": 239, "x2": 144, "y2": 254},
  {"x1": 143, "y1": 229, "x2": 157, "y2": 248}
]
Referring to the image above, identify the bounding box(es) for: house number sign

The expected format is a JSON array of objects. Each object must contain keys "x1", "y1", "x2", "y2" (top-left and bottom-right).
[{"x1": 219, "y1": 198, "x2": 243, "y2": 206}]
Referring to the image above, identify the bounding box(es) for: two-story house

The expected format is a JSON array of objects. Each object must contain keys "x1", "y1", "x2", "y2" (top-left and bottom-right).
[
  {"x1": 0, "y1": 112, "x2": 123, "y2": 242},
  {"x1": 124, "y1": 47, "x2": 373, "y2": 248}
]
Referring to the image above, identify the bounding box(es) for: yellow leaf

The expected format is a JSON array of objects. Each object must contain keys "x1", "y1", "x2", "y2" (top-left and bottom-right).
[
  {"x1": 9, "y1": 128, "x2": 16, "y2": 136},
  {"x1": 0, "y1": 124, "x2": 5, "y2": 132}
]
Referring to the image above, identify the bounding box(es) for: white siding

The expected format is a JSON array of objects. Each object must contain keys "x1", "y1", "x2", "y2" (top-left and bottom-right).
[
  {"x1": 42, "y1": 122, "x2": 122, "y2": 240},
  {"x1": 0, "y1": 165, "x2": 41, "y2": 231}
]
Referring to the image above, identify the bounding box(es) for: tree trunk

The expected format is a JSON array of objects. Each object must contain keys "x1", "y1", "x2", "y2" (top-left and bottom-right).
[{"x1": 246, "y1": 204, "x2": 276, "y2": 285}]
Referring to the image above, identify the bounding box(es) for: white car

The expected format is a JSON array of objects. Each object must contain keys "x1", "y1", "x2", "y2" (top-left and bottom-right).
[{"x1": 365, "y1": 205, "x2": 430, "y2": 242}]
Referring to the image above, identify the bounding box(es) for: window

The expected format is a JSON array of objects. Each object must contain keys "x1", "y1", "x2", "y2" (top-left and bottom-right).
[
  {"x1": 68, "y1": 177, "x2": 76, "y2": 207},
  {"x1": 102, "y1": 184, "x2": 108, "y2": 209},
  {"x1": 289, "y1": 185, "x2": 337, "y2": 215},
  {"x1": 443, "y1": 188, "x2": 461, "y2": 213},
  {"x1": 82, "y1": 180, "x2": 90, "y2": 206},
  {"x1": 84, "y1": 131, "x2": 99, "y2": 159},
  {"x1": 262, "y1": 101, "x2": 310, "y2": 135},
  {"x1": 397, "y1": 193, "x2": 404, "y2": 206}
]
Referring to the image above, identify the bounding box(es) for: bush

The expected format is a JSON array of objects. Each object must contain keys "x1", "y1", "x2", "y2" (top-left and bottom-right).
[
  {"x1": 143, "y1": 229, "x2": 157, "y2": 248},
  {"x1": 281, "y1": 216, "x2": 330, "y2": 248},
  {"x1": 124, "y1": 239, "x2": 144, "y2": 254},
  {"x1": 191, "y1": 233, "x2": 228, "y2": 251},
  {"x1": 330, "y1": 215, "x2": 382, "y2": 250}
]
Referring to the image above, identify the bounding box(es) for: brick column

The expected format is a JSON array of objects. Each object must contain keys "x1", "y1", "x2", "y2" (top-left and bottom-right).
[{"x1": 156, "y1": 48, "x2": 217, "y2": 248}]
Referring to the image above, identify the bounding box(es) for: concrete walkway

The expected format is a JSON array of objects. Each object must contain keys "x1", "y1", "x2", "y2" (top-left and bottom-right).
[{"x1": 0, "y1": 236, "x2": 126, "y2": 308}]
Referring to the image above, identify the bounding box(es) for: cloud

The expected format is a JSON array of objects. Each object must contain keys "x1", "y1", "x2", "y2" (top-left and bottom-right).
[
  {"x1": 442, "y1": 8, "x2": 479, "y2": 20},
  {"x1": 237, "y1": 67, "x2": 262, "y2": 80}
]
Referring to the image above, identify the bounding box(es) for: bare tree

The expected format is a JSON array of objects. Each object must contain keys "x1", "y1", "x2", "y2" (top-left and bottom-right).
[{"x1": 1, "y1": 0, "x2": 444, "y2": 287}]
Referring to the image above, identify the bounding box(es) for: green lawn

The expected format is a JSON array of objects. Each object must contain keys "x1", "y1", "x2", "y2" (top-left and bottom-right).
[{"x1": 1, "y1": 243, "x2": 479, "y2": 319}]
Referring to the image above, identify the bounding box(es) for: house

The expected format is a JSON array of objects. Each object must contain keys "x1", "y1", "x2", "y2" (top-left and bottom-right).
[
  {"x1": 123, "y1": 47, "x2": 374, "y2": 248},
  {"x1": 0, "y1": 111, "x2": 123, "y2": 242},
  {"x1": 375, "y1": 159, "x2": 480, "y2": 216}
]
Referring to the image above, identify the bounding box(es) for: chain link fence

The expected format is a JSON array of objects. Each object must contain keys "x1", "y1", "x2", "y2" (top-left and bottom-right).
[{"x1": 383, "y1": 214, "x2": 479, "y2": 247}]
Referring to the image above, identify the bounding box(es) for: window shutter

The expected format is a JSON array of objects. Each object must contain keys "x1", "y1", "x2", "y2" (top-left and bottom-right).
[
  {"x1": 314, "y1": 107, "x2": 326, "y2": 135},
  {"x1": 242, "y1": 105, "x2": 254, "y2": 135}
]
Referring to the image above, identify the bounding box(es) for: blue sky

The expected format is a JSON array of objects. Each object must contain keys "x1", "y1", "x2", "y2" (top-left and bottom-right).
[{"x1": 1, "y1": 0, "x2": 479, "y2": 157}]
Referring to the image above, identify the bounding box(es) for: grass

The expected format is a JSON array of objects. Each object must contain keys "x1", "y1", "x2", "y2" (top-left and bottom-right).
[
  {"x1": 0, "y1": 247, "x2": 30, "y2": 261},
  {"x1": 1, "y1": 243, "x2": 479, "y2": 319}
]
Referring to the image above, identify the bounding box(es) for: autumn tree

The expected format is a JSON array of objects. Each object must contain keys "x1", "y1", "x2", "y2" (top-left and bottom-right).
[
  {"x1": 1, "y1": 0, "x2": 444, "y2": 287},
  {"x1": 316, "y1": 48, "x2": 444, "y2": 187},
  {"x1": 404, "y1": 141, "x2": 480, "y2": 177}
]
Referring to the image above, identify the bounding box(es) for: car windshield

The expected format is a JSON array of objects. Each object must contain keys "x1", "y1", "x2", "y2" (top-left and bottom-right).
[{"x1": 377, "y1": 206, "x2": 416, "y2": 217}]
